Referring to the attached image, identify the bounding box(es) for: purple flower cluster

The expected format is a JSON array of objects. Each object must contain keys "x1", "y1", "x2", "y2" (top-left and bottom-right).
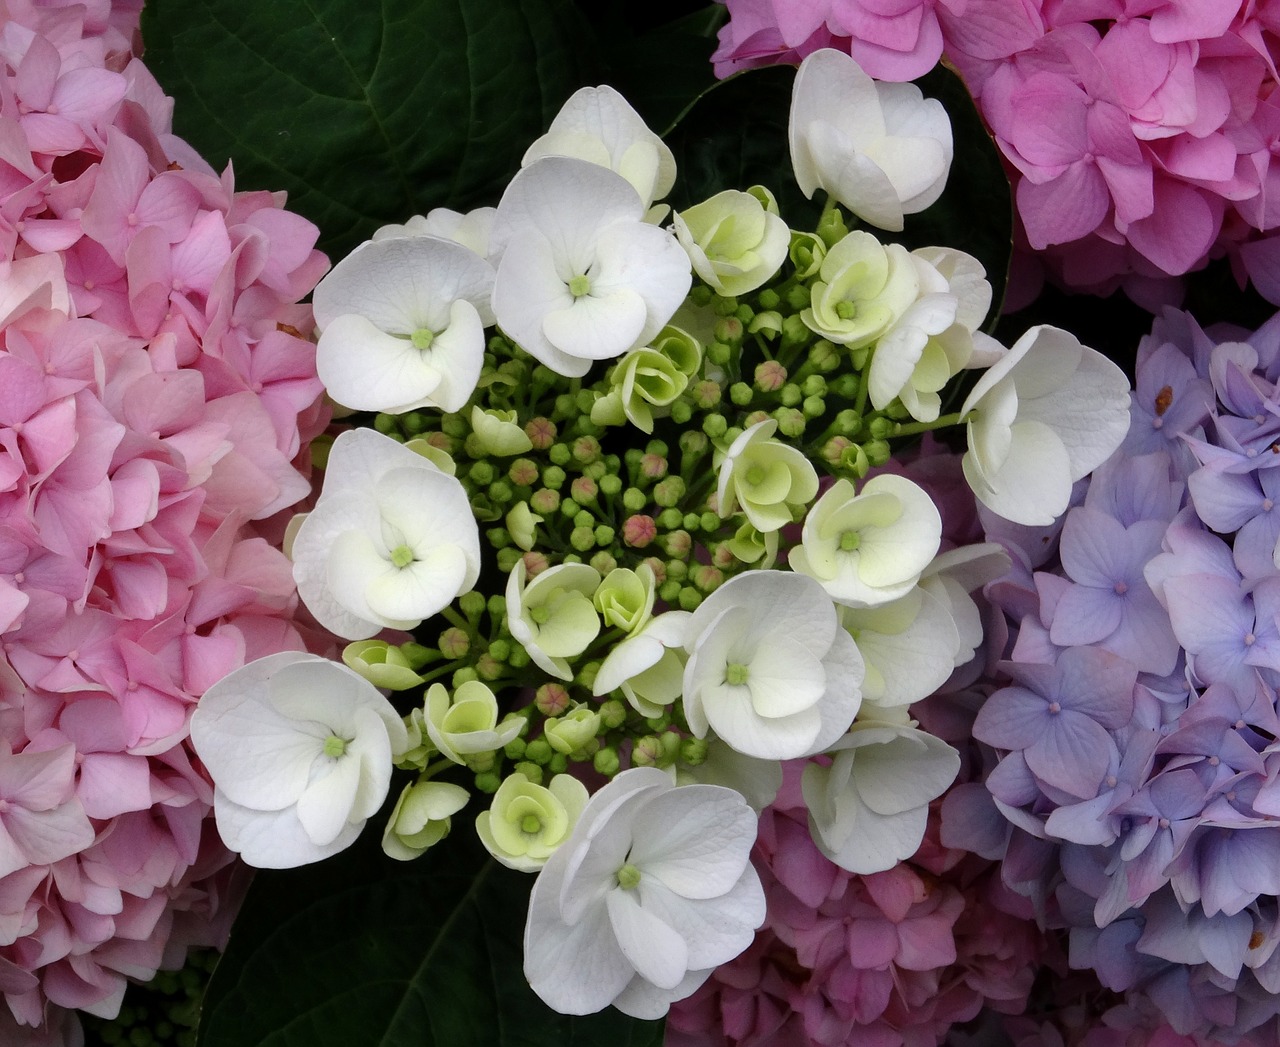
[{"x1": 955, "y1": 307, "x2": 1280, "y2": 1042}]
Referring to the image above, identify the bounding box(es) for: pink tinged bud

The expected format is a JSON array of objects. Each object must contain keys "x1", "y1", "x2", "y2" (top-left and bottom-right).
[
  {"x1": 623, "y1": 515, "x2": 658, "y2": 548},
  {"x1": 522, "y1": 551, "x2": 550, "y2": 576},
  {"x1": 754, "y1": 360, "x2": 787, "y2": 392},
  {"x1": 526, "y1": 418, "x2": 557, "y2": 450},
  {"x1": 509, "y1": 459, "x2": 540, "y2": 486},
  {"x1": 643, "y1": 557, "x2": 667, "y2": 584},
  {"x1": 535, "y1": 683, "x2": 572, "y2": 716},
  {"x1": 571, "y1": 477, "x2": 598, "y2": 503},
  {"x1": 711, "y1": 544, "x2": 735, "y2": 568},
  {"x1": 641, "y1": 453, "x2": 668, "y2": 479},
  {"x1": 693, "y1": 565, "x2": 723, "y2": 592}
]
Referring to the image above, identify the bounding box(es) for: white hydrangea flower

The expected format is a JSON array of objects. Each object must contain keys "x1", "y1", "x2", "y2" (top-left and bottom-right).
[
  {"x1": 312, "y1": 235, "x2": 495, "y2": 414},
  {"x1": 382, "y1": 779, "x2": 470, "y2": 861},
  {"x1": 789, "y1": 48, "x2": 952, "y2": 232},
  {"x1": 423, "y1": 680, "x2": 523, "y2": 765},
  {"x1": 506, "y1": 560, "x2": 602, "y2": 680},
  {"x1": 960, "y1": 325, "x2": 1131, "y2": 526},
  {"x1": 716, "y1": 418, "x2": 820, "y2": 533},
  {"x1": 593, "y1": 610, "x2": 691, "y2": 718},
  {"x1": 477, "y1": 772, "x2": 590, "y2": 873},
  {"x1": 838, "y1": 586, "x2": 960, "y2": 709},
  {"x1": 190, "y1": 652, "x2": 408, "y2": 869},
  {"x1": 681, "y1": 570, "x2": 864, "y2": 760},
  {"x1": 490, "y1": 157, "x2": 691, "y2": 378},
  {"x1": 524, "y1": 767, "x2": 765, "y2": 1018},
  {"x1": 522, "y1": 85, "x2": 676, "y2": 218},
  {"x1": 671, "y1": 189, "x2": 790, "y2": 296},
  {"x1": 789, "y1": 474, "x2": 942, "y2": 608},
  {"x1": 291, "y1": 429, "x2": 481, "y2": 640},
  {"x1": 802, "y1": 713, "x2": 959, "y2": 874},
  {"x1": 372, "y1": 205, "x2": 496, "y2": 261}
]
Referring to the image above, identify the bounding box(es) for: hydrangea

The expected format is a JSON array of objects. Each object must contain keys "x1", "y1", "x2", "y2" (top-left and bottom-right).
[
  {"x1": 960, "y1": 307, "x2": 1280, "y2": 1044},
  {"x1": 712, "y1": 0, "x2": 1280, "y2": 308},
  {"x1": 0, "y1": 3, "x2": 329, "y2": 1034}
]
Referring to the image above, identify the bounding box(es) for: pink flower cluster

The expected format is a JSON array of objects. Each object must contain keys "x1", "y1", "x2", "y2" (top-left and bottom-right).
[
  {"x1": 712, "y1": 0, "x2": 1280, "y2": 308},
  {"x1": 0, "y1": 0, "x2": 329, "y2": 1038},
  {"x1": 664, "y1": 762, "x2": 1046, "y2": 1047}
]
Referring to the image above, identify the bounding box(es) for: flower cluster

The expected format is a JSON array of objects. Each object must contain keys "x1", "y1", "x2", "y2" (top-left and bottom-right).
[
  {"x1": 0, "y1": 0, "x2": 328, "y2": 1037},
  {"x1": 190, "y1": 48, "x2": 1131, "y2": 1022},
  {"x1": 665, "y1": 443, "x2": 1053, "y2": 1047},
  {"x1": 713, "y1": 0, "x2": 1280, "y2": 308},
  {"x1": 958, "y1": 306, "x2": 1280, "y2": 1042}
]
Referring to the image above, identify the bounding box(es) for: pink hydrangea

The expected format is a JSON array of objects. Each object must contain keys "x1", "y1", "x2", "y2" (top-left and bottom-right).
[
  {"x1": 712, "y1": 0, "x2": 1280, "y2": 308},
  {"x1": 0, "y1": 1, "x2": 329, "y2": 1039}
]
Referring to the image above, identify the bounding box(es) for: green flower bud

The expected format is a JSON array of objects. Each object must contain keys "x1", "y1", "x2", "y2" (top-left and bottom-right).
[
  {"x1": 680, "y1": 737, "x2": 710, "y2": 765},
  {"x1": 514, "y1": 761, "x2": 543, "y2": 785},
  {"x1": 589, "y1": 550, "x2": 618, "y2": 574},
  {"x1": 774, "y1": 407, "x2": 806, "y2": 438},
  {"x1": 868, "y1": 415, "x2": 896, "y2": 439},
  {"x1": 864, "y1": 438, "x2": 892, "y2": 466},
  {"x1": 749, "y1": 311, "x2": 784, "y2": 338},
  {"x1": 670, "y1": 400, "x2": 693, "y2": 424},
  {"x1": 593, "y1": 747, "x2": 621, "y2": 777},
  {"x1": 730, "y1": 382, "x2": 754, "y2": 407},
  {"x1": 653, "y1": 476, "x2": 686, "y2": 508},
  {"x1": 788, "y1": 230, "x2": 827, "y2": 278},
  {"x1": 543, "y1": 703, "x2": 603, "y2": 755},
  {"x1": 542, "y1": 465, "x2": 567, "y2": 489},
  {"x1": 570, "y1": 526, "x2": 596, "y2": 552},
  {"x1": 497, "y1": 547, "x2": 522, "y2": 573},
  {"x1": 525, "y1": 739, "x2": 553, "y2": 765},
  {"x1": 594, "y1": 565, "x2": 656, "y2": 633},
  {"x1": 382, "y1": 779, "x2": 470, "y2": 861},
  {"x1": 342, "y1": 640, "x2": 422, "y2": 691},
  {"x1": 622, "y1": 487, "x2": 647, "y2": 512},
  {"x1": 599, "y1": 699, "x2": 628, "y2": 729},
  {"x1": 474, "y1": 772, "x2": 502, "y2": 794},
  {"x1": 632, "y1": 735, "x2": 663, "y2": 767},
  {"x1": 678, "y1": 586, "x2": 702, "y2": 610},
  {"x1": 470, "y1": 406, "x2": 534, "y2": 456},
  {"x1": 803, "y1": 394, "x2": 826, "y2": 418},
  {"x1": 609, "y1": 347, "x2": 689, "y2": 434},
  {"x1": 599, "y1": 473, "x2": 623, "y2": 496}
]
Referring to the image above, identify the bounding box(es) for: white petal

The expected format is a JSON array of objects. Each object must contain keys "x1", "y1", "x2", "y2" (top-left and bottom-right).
[
  {"x1": 627, "y1": 785, "x2": 757, "y2": 898},
  {"x1": 213, "y1": 789, "x2": 363, "y2": 869},
  {"x1": 295, "y1": 751, "x2": 362, "y2": 846},
  {"x1": 606, "y1": 888, "x2": 689, "y2": 990}
]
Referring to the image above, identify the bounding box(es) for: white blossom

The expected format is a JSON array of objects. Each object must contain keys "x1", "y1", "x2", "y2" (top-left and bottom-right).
[
  {"x1": 490, "y1": 157, "x2": 690, "y2": 377},
  {"x1": 682, "y1": 571, "x2": 863, "y2": 760},
  {"x1": 190, "y1": 652, "x2": 408, "y2": 869},
  {"x1": 312, "y1": 235, "x2": 494, "y2": 414},
  {"x1": 789, "y1": 49, "x2": 952, "y2": 231},
  {"x1": 960, "y1": 325, "x2": 1131, "y2": 526},
  {"x1": 524, "y1": 767, "x2": 764, "y2": 1017},
  {"x1": 291, "y1": 429, "x2": 481, "y2": 640}
]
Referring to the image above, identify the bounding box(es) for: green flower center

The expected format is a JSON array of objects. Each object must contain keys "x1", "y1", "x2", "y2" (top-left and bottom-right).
[
  {"x1": 616, "y1": 863, "x2": 642, "y2": 890},
  {"x1": 568, "y1": 274, "x2": 592, "y2": 298},
  {"x1": 410, "y1": 327, "x2": 434, "y2": 350},
  {"x1": 323, "y1": 734, "x2": 348, "y2": 758},
  {"x1": 520, "y1": 814, "x2": 543, "y2": 835},
  {"x1": 835, "y1": 300, "x2": 858, "y2": 320},
  {"x1": 745, "y1": 464, "x2": 766, "y2": 487},
  {"x1": 839, "y1": 529, "x2": 861, "y2": 552},
  {"x1": 390, "y1": 544, "x2": 415, "y2": 568},
  {"x1": 725, "y1": 662, "x2": 750, "y2": 686}
]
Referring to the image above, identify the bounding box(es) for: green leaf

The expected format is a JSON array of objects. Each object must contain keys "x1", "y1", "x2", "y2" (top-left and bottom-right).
[
  {"x1": 198, "y1": 808, "x2": 665, "y2": 1047},
  {"x1": 140, "y1": 0, "x2": 599, "y2": 261},
  {"x1": 662, "y1": 63, "x2": 1014, "y2": 323}
]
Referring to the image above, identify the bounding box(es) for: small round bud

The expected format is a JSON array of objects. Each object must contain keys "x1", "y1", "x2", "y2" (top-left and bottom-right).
[
  {"x1": 730, "y1": 382, "x2": 754, "y2": 407},
  {"x1": 622, "y1": 515, "x2": 657, "y2": 548},
  {"x1": 525, "y1": 417, "x2": 556, "y2": 449}
]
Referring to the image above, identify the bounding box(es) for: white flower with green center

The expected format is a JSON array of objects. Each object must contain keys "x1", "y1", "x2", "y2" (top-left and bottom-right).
[
  {"x1": 424, "y1": 680, "x2": 524, "y2": 765},
  {"x1": 681, "y1": 571, "x2": 864, "y2": 760},
  {"x1": 291, "y1": 429, "x2": 481, "y2": 640},
  {"x1": 382, "y1": 779, "x2": 470, "y2": 861},
  {"x1": 593, "y1": 610, "x2": 691, "y2": 718},
  {"x1": 789, "y1": 48, "x2": 952, "y2": 232},
  {"x1": 506, "y1": 560, "x2": 603, "y2": 681},
  {"x1": 789, "y1": 474, "x2": 942, "y2": 607},
  {"x1": 490, "y1": 157, "x2": 691, "y2": 378},
  {"x1": 477, "y1": 771, "x2": 590, "y2": 873},
  {"x1": 801, "y1": 229, "x2": 920, "y2": 350},
  {"x1": 595, "y1": 565, "x2": 657, "y2": 633},
  {"x1": 312, "y1": 235, "x2": 494, "y2": 414},
  {"x1": 521, "y1": 85, "x2": 676, "y2": 219},
  {"x1": 190, "y1": 652, "x2": 409, "y2": 869},
  {"x1": 801, "y1": 713, "x2": 960, "y2": 873},
  {"x1": 672, "y1": 188, "x2": 789, "y2": 296},
  {"x1": 524, "y1": 767, "x2": 765, "y2": 1018},
  {"x1": 960, "y1": 325, "x2": 1131, "y2": 525},
  {"x1": 716, "y1": 419, "x2": 820, "y2": 534}
]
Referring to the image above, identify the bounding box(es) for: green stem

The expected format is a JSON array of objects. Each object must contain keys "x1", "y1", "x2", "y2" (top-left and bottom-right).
[{"x1": 892, "y1": 411, "x2": 964, "y2": 438}]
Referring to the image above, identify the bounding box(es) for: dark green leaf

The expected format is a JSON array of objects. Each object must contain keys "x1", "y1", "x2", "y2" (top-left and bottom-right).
[
  {"x1": 198, "y1": 806, "x2": 665, "y2": 1047},
  {"x1": 140, "y1": 0, "x2": 600, "y2": 261}
]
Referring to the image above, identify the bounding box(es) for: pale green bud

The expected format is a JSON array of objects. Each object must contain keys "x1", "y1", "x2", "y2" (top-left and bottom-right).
[
  {"x1": 342, "y1": 640, "x2": 423, "y2": 691},
  {"x1": 471, "y1": 406, "x2": 535, "y2": 456},
  {"x1": 594, "y1": 564, "x2": 657, "y2": 633},
  {"x1": 505, "y1": 501, "x2": 542, "y2": 552},
  {"x1": 383, "y1": 779, "x2": 470, "y2": 861},
  {"x1": 542, "y1": 703, "x2": 603, "y2": 755},
  {"x1": 402, "y1": 437, "x2": 458, "y2": 476}
]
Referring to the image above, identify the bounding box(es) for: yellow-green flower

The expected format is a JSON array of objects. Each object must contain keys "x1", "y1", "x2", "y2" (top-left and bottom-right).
[{"x1": 475, "y1": 772, "x2": 589, "y2": 872}]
